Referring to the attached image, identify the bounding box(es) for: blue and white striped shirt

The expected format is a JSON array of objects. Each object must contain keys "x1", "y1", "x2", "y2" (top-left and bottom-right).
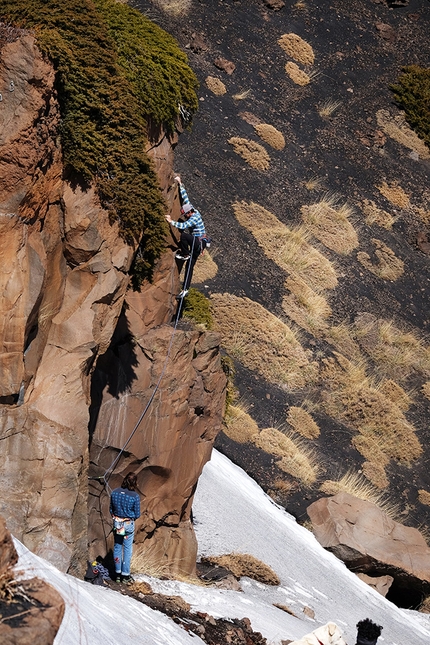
[{"x1": 171, "y1": 184, "x2": 206, "y2": 237}]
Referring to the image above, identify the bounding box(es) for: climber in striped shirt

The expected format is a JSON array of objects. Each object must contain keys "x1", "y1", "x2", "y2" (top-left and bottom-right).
[{"x1": 166, "y1": 175, "x2": 209, "y2": 299}]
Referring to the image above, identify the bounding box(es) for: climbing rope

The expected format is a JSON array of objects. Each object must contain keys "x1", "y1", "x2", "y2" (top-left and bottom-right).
[{"x1": 99, "y1": 234, "x2": 197, "y2": 493}]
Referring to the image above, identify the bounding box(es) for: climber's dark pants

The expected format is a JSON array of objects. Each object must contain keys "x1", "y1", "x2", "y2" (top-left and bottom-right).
[{"x1": 180, "y1": 233, "x2": 206, "y2": 291}]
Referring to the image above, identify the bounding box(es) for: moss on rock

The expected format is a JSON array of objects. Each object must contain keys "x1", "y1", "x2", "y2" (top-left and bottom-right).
[{"x1": 2, "y1": 0, "x2": 198, "y2": 286}]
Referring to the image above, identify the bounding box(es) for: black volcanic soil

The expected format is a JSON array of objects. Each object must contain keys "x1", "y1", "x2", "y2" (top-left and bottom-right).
[{"x1": 134, "y1": 0, "x2": 430, "y2": 530}]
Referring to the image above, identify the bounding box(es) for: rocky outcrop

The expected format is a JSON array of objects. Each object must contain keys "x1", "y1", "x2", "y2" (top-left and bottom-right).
[
  {"x1": 0, "y1": 516, "x2": 65, "y2": 645},
  {"x1": 0, "y1": 29, "x2": 225, "y2": 576},
  {"x1": 307, "y1": 493, "x2": 430, "y2": 602},
  {"x1": 356, "y1": 573, "x2": 394, "y2": 597}
]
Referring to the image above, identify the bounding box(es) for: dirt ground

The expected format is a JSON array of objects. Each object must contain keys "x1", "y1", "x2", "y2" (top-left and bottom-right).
[{"x1": 134, "y1": 0, "x2": 430, "y2": 534}]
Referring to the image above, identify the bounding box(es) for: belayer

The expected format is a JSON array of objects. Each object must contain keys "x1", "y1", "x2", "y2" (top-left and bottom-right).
[
  {"x1": 109, "y1": 472, "x2": 141, "y2": 584},
  {"x1": 166, "y1": 175, "x2": 210, "y2": 299}
]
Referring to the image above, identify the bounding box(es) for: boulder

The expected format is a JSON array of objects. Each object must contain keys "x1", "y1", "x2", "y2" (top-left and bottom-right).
[
  {"x1": 0, "y1": 515, "x2": 64, "y2": 645},
  {"x1": 356, "y1": 573, "x2": 394, "y2": 597},
  {"x1": 307, "y1": 493, "x2": 430, "y2": 600}
]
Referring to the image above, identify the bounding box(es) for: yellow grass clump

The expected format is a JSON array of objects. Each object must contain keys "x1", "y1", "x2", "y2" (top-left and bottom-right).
[
  {"x1": 357, "y1": 239, "x2": 404, "y2": 281},
  {"x1": 418, "y1": 490, "x2": 430, "y2": 506},
  {"x1": 319, "y1": 354, "x2": 422, "y2": 473},
  {"x1": 228, "y1": 137, "x2": 270, "y2": 170},
  {"x1": 287, "y1": 406, "x2": 320, "y2": 439},
  {"x1": 202, "y1": 553, "x2": 280, "y2": 585},
  {"x1": 319, "y1": 470, "x2": 399, "y2": 519},
  {"x1": 414, "y1": 206, "x2": 430, "y2": 226},
  {"x1": 422, "y1": 382, "x2": 430, "y2": 400},
  {"x1": 151, "y1": 0, "x2": 191, "y2": 15},
  {"x1": 377, "y1": 181, "x2": 410, "y2": 210},
  {"x1": 318, "y1": 99, "x2": 342, "y2": 118},
  {"x1": 361, "y1": 461, "x2": 389, "y2": 489},
  {"x1": 304, "y1": 176, "x2": 325, "y2": 192},
  {"x1": 278, "y1": 33, "x2": 315, "y2": 65},
  {"x1": 324, "y1": 322, "x2": 362, "y2": 362},
  {"x1": 301, "y1": 196, "x2": 359, "y2": 255},
  {"x1": 361, "y1": 199, "x2": 396, "y2": 229},
  {"x1": 377, "y1": 379, "x2": 411, "y2": 411},
  {"x1": 210, "y1": 292, "x2": 317, "y2": 389},
  {"x1": 254, "y1": 123, "x2": 285, "y2": 150},
  {"x1": 353, "y1": 315, "x2": 430, "y2": 380},
  {"x1": 254, "y1": 427, "x2": 319, "y2": 485},
  {"x1": 205, "y1": 76, "x2": 227, "y2": 95},
  {"x1": 285, "y1": 61, "x2": 310, "y2": 86},
  {"x1": 224, "y1": 403, "x2": 260, "y2": 444},
  {"x1": 376, "y1": 109, "x2": 430, "y2": 160},
  {"x1": 282, "y1": 275, "x2": 331, "y2": 335},
  {"x1": 232, "y1": 201, "x2": 338, "y2": 290},
  {"x1": 193, "y1": 250, "x2": 218, "y2": 283}
]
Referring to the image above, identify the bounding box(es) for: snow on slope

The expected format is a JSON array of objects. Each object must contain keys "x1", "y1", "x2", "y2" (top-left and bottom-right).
[
  {"x1": 14, "y1": 540, "x2": 204, "y2": 645},
  {"x1": 190, "y1": 450, "x2": 429, "y2": 645},
  {"x1": 14, "y1": 449, "x2": 430, "y2": 645}
]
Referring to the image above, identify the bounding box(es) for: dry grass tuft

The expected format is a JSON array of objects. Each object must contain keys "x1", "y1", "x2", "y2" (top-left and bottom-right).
[
  {"x1": 202, "y1": 553, "x2": 280, "y2": 585},
  {"x1": 377, "y1": 379, "x2": 411, "y2": 411},
  {"x1": 150, "y1": 0, "x2": 191, "y2": 16},
  {"x1": 224, "y1": 402, "x2": 260, "y2": 444},
  {"x1": 232, "y1": 89, "x2": 252, "y2": 101},
  {"x1": 324, "y1": 322, "x2": 363, "y2": 362},
  {"x1": 304, "y1": 176, "x2": 325, "y2": 192},
  {"x1": 278, "y1": 33, "x2": 315, "y2": 66},
  {"x1": 282, "y1": 275, "x2": 331, "y2": 335},
  {"x1": 357, "y1": 239, "x2": 404, "y2": 281},
  {"x1": 361, "y1": 460, "x2": 389, "y2": 489},
  {"x1": 211, "y1": 292, "x2": 317, "y2": 388},
  {"x1": 233, "y1": 201, "x2": 338, "y2": 290},
  {"x1": 414, "y1": 206, "x2": 430, "y2": 226},
  {"x1": 318, "y1": 99, "x2": 342, "y2": 118},
  {"x1": 319, "y1": 354, "x2": 422, "y2": 473},
  {"x1": 193, "y1": 250, "x2": 218, "y2": 283},
  {"x1": 422, "y1": 382, "x2": 430, "y2": 400},
  {"x1": 274, "y1": 603, "x2": 297, "y2": 616},
  {"x1": 205, "y1": 76, "x2": 227, "y2": 96},
  {"x1": 361, "y1": 199, "x2": 396, "y2": 230},
  {"x1": 418, "y1": 490, "x2": 430, "y2": 506},
  {"x1": 301, "y1": 196, "x2": 359, "y2": 255},
  {"x1": 228, "y1": 137, "x2": 270, "y2": 170},
  {"x1": 320, "y1": 470, "x2": 399, "y2": 519},
  {"x1": 377, "y1": 181, "x2": 410, "y2": 209},
  {"x1": 285, "y1": 61, "x2": 311, "y2": 86},
  {"x1": 272, "y1": 478, "x2": 296, "y2": 494},
  {"x1": 254, "y1": 123, "x2": 285, "y2": 150},
  {"x1": 254, "y1": 427, "x2": 319, "y2": 485},
  {"x1": 128, "y1": 581, "x2": 153, "y2": 595},
  {"x1": 376, "y1": 109, "x2": 430, "y2": 160},
  {"x1": 419, "y1": 596, "x2": 430, "y2": 614},
  {"x1": 353, "y1": 314, "x2": 430, "y2": 380},
  {"x1": 287, "y1": 406, "x2": 320, "y2": 439}
]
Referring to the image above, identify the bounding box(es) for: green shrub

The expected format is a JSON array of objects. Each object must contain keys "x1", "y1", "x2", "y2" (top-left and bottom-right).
[
  {"x1": 391, "y1": 66, "x2": 430, "y2": 149},
  {"x1": 182, "y1": 289, "x2": 213, "y2": 329},
  {"x1": 1, "y1": 0, "x2": 198, "y2": 286}
]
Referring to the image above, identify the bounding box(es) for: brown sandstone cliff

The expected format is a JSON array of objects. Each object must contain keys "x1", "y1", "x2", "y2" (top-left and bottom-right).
[{"x1": 0, "y1": 29, "x2": 225, "y2": 576}]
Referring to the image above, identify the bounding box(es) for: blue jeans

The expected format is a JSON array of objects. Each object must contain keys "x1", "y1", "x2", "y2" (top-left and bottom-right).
[{"x1": 113, "y1": 520, "x2": 135, "y2": 576}]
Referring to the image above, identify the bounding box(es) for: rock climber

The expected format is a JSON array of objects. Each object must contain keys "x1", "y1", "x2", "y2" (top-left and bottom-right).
[
  {"x1": 109, "y1": 472, "x2": 141, "y2": 584},
  {"x1": 165, "y1": 175, "x2": 209, "y2": 299}
]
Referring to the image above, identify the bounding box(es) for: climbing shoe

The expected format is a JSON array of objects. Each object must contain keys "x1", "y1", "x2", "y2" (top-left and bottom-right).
[
  {"x1": 175, "y1": 252, "x2": 190, "y2": 261},
  {"x1": 176, "y1": 289, "x2": 189, "y2": 300},
  {"x1": 121, "y1": 575, "x2": 134, "y2": 585}
]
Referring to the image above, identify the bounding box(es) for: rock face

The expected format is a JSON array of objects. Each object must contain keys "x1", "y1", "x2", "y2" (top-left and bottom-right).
[
  {"x1": 0, "y1": 516, "x2": 65, "y2": 645},
  {"x1": 307, "y1": 493, "x2": 430, "y2": 601},
  {"x1": 0, "y1": 30, "x2": 225, "y2": 576}
]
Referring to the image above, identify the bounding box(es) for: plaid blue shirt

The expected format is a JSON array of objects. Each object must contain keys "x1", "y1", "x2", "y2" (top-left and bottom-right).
[
  {"x1": 171, "y1": 184, "x2": 206, "y2": 237},
  {"x1": 109, "y1": 487, "x2": 140, "y2": 519}
]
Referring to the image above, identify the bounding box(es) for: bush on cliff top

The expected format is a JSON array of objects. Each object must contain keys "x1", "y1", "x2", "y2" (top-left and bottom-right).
[
  {"x1": 1, "y1": 0, "x2": 198, "y2": 286},
  {"x1": 391, "y1": 66, "x2": 430, "y2": 149},
  {"x1": 182, "y1": 288, "x2": 214, "y2": 329}
]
